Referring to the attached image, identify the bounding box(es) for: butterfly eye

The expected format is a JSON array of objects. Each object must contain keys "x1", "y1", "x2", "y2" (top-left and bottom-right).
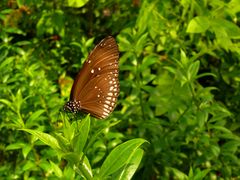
[{"x1": 64, "y1": 36, "x2": 120, "y2": 119}]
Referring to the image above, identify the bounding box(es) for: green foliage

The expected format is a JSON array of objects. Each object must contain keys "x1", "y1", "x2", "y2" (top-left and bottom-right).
[
  {"x1": 20, "y1": 116, "x2": 145, "y2": 179},
  {"x1": 0, "y1": 0, "x2": 240, "y2": 179}
]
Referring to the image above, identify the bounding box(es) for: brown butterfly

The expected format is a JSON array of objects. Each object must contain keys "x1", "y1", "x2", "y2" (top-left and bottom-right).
[{"x1": 64, "y1": 36, "x2": 120, "y2": 119}]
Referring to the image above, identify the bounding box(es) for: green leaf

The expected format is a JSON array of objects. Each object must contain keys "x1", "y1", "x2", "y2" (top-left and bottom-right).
[
  {"x1": 208, "y1": 125, "x2": 232, "y2": 134},
  {"x1": 188, "y1": 168, "x2": 211, "y2": 180},
  {"x1": 169, "y1": 167, "x2": 188, "y2": 179},
  {"x1": 5, "y1": 27, "x2": 26, "y2": 35},
  {"x1": 222, "y1": 140, "x2": 240, "y2": 153},
  {"x1": 180, "y1": 50, "x2": 188, "y2": 67},
  {"x1": 118, "y1": 33, "x2": 132, "y2": 52},
  {"x1": 72, "y1": 115, "x2": 90, "y2": 153},
  {"x1": 50, "y1": 160, "x2": 63, "y2": 178},
  {"x1": 0, "y1": 99, "x2": 14, "y2": 111},
  {"x1": 14, "y1": 41, "x2": 31, "y2": 46},
  {"x1": 196, "y1": 109, "x2": 208, "y2": 128},
  {"x1": 22, "y1": 161, "x2": 36, "y2": 171},
  {"x1": 67, "y1": 0, "x2": 89, "y2": 8},
  {"x1": 187, "y1": 60, "x2": 200, "y2": 81},
  {"x1": 22, "y1": 144, "x2": 32, "y2": 159},
  {"x1": 63, "y1": 114, "x2": 74, "y2": 142},
  {"x1": 63, "y1": 152, "x2": 93, "y2": 179},
  {"x1": 63, "y1": 166, "x2": 76, "y2": 179},
  {"x1": 53, "y1": 133, "x2": 70, "y2": 152},
  {"x1": 26, "y1": 110, "x2": 45, "y2": 126},
  {"x1": 209, "y1": 144, "x2": 220, "y2": 157},
  {"x1": 21, "y1": 129, "x2": 61, "y2": 150},
  {"x1": 115, "y1": 149, "x2": 144, "y2": 180},
  {"x1": 187, "y1": 16, "x2": 210, "y2": 33},
  {"x1": 0, "y1": 46, "x2": 9, "y2": 62},
  {"x1": 135, "y1": 33, "x2": 148, "y2": 55},
  {"x1": 5, "y1": 142, "x2": 25, "y2": 150},
  {"x1": 211, "y1": 18, "x2": 240, "y2": 39},
  {"x1": 140, "y1": 55, "x2": 159, "y2": 71},
  {"x1": 85, "y1": 120, "x2": 121, "y2": 152},
  {"x1": 98, "y1": 138, "x2": 146, "y2": 178}
]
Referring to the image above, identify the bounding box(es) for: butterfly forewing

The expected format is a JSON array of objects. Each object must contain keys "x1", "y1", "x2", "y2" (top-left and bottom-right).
[{"x1": 66, "y1": 36, "x2": 119, "y2": 119}]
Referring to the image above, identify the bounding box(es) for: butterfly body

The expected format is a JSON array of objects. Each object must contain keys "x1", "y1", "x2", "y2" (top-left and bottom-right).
[{"x1": 64, "y1": 36, "x2": 119, "y2": 119}]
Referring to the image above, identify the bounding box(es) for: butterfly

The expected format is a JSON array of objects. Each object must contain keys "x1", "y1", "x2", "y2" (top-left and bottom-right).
[{"x1": 64, "y1": 36, "x2": 119, "y2": 119}]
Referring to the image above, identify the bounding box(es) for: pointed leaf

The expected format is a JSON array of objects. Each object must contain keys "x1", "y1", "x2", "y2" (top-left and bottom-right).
[
  {"x1": 187, "y1": 16, "x2": 210, "y2": 33},
  {"x1": 26, "y1": 110, "x2": 45, "y2": 125},
  {"x1": 21, "y1": 129, "x2": 61, "y2": 150},
  {"x1": 187, "y1": 60, "x2": 200, "y2": 81},
  {"x1": 72, "y1": 115, "x2": 90, "y2": 153},
  {"x1": 50, "y1": 160, "x2": 63, "y2": 178},
  {"x1": 116, "y1": 149, "x2": 144, "y2": 180},
  {"x1": 99, "y1": 138, "x2": 146, "y2": 178}
]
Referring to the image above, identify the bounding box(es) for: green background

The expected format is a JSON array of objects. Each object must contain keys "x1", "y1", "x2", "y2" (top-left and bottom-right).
[{"x1": 0, "y1": 0, "x2": 240, "y2": 179}]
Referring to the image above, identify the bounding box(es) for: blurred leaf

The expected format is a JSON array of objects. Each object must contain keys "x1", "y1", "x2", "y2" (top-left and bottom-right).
[
  {"x1": 22, "y1": 144, "x2": 32, "y2": 159},
  {"x1": 22, "y1": 161, "x2": 36, "y2": 171},
  {"x1": 37, "y1": 10, "x2": 65, "y2": 37},
  {"x1": 187, "y1": 16, "x2": 210, "y2": 33},
  {"x1": 50, "y1": 160, "x2": 63, "y2": 178},
  {"x1": 5, "y1": 27, "x2": 26, "y2": 35},
  {"x1": 208, "y1": 125, "x2": 232, "y2": 134},
  {"x1": 6, "y1": 142, "x2": 25, "y2": 150},
  {"x1": 187, "y1": 60, "x2": 200, "y2": 81},
  {"x1": 135, "y1": 33, "x2": 148, "y2": 55},
  {"x1": 54, "y1": 133, "x2": 70, "y2": 152},
  {"x1": 188, "y1": 167, "x2": 211, "y2": 180},
  {"x1": 169, "y1": 167, "x2": 188, "y2": 179},
  {"x1": 26, "y1": 110, "x2": 45, "y2": 126},
  {"x1": 196, "y1": 109, "x2": 208, "y2": 128},
  {"x1": 0, "y1": 46, "x2": 9, "y2": 61},
  {"x1": 67, "y1": 0, "x2": 89, "y2": 8},
  {"x1": 211, "y1": 18, "x2": 240, "y2": 39},
  {"x1": 222, "y1": 140, "x2": 240, "y2": 153},
  {"x1": 140, "y1": 55, "x2": 159, "y2": 71}
]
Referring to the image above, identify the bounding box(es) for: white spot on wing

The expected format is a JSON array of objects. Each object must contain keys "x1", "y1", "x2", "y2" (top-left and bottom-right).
[
  {"x1": 105, "y1": 100, "x2": 110, "y2": 104},
  {"x1": 103, "y1": 112, "x2": 108, "y2": 116},
  {"x1": 104, "y1": 108, "x2": 110, "y2": 113},
  {"x1": 104, "y1": 104, "x2": 109, "y2": 108}
]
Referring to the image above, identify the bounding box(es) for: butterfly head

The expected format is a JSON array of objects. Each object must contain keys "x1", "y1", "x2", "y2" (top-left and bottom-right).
[{"x1": 64, "y1": 100, "x2": 81, "y2": 113}]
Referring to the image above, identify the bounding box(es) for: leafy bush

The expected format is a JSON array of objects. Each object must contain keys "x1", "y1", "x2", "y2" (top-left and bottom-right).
[{"x1": 0, "y1": 0, "x2": 240, "y2": 179}]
